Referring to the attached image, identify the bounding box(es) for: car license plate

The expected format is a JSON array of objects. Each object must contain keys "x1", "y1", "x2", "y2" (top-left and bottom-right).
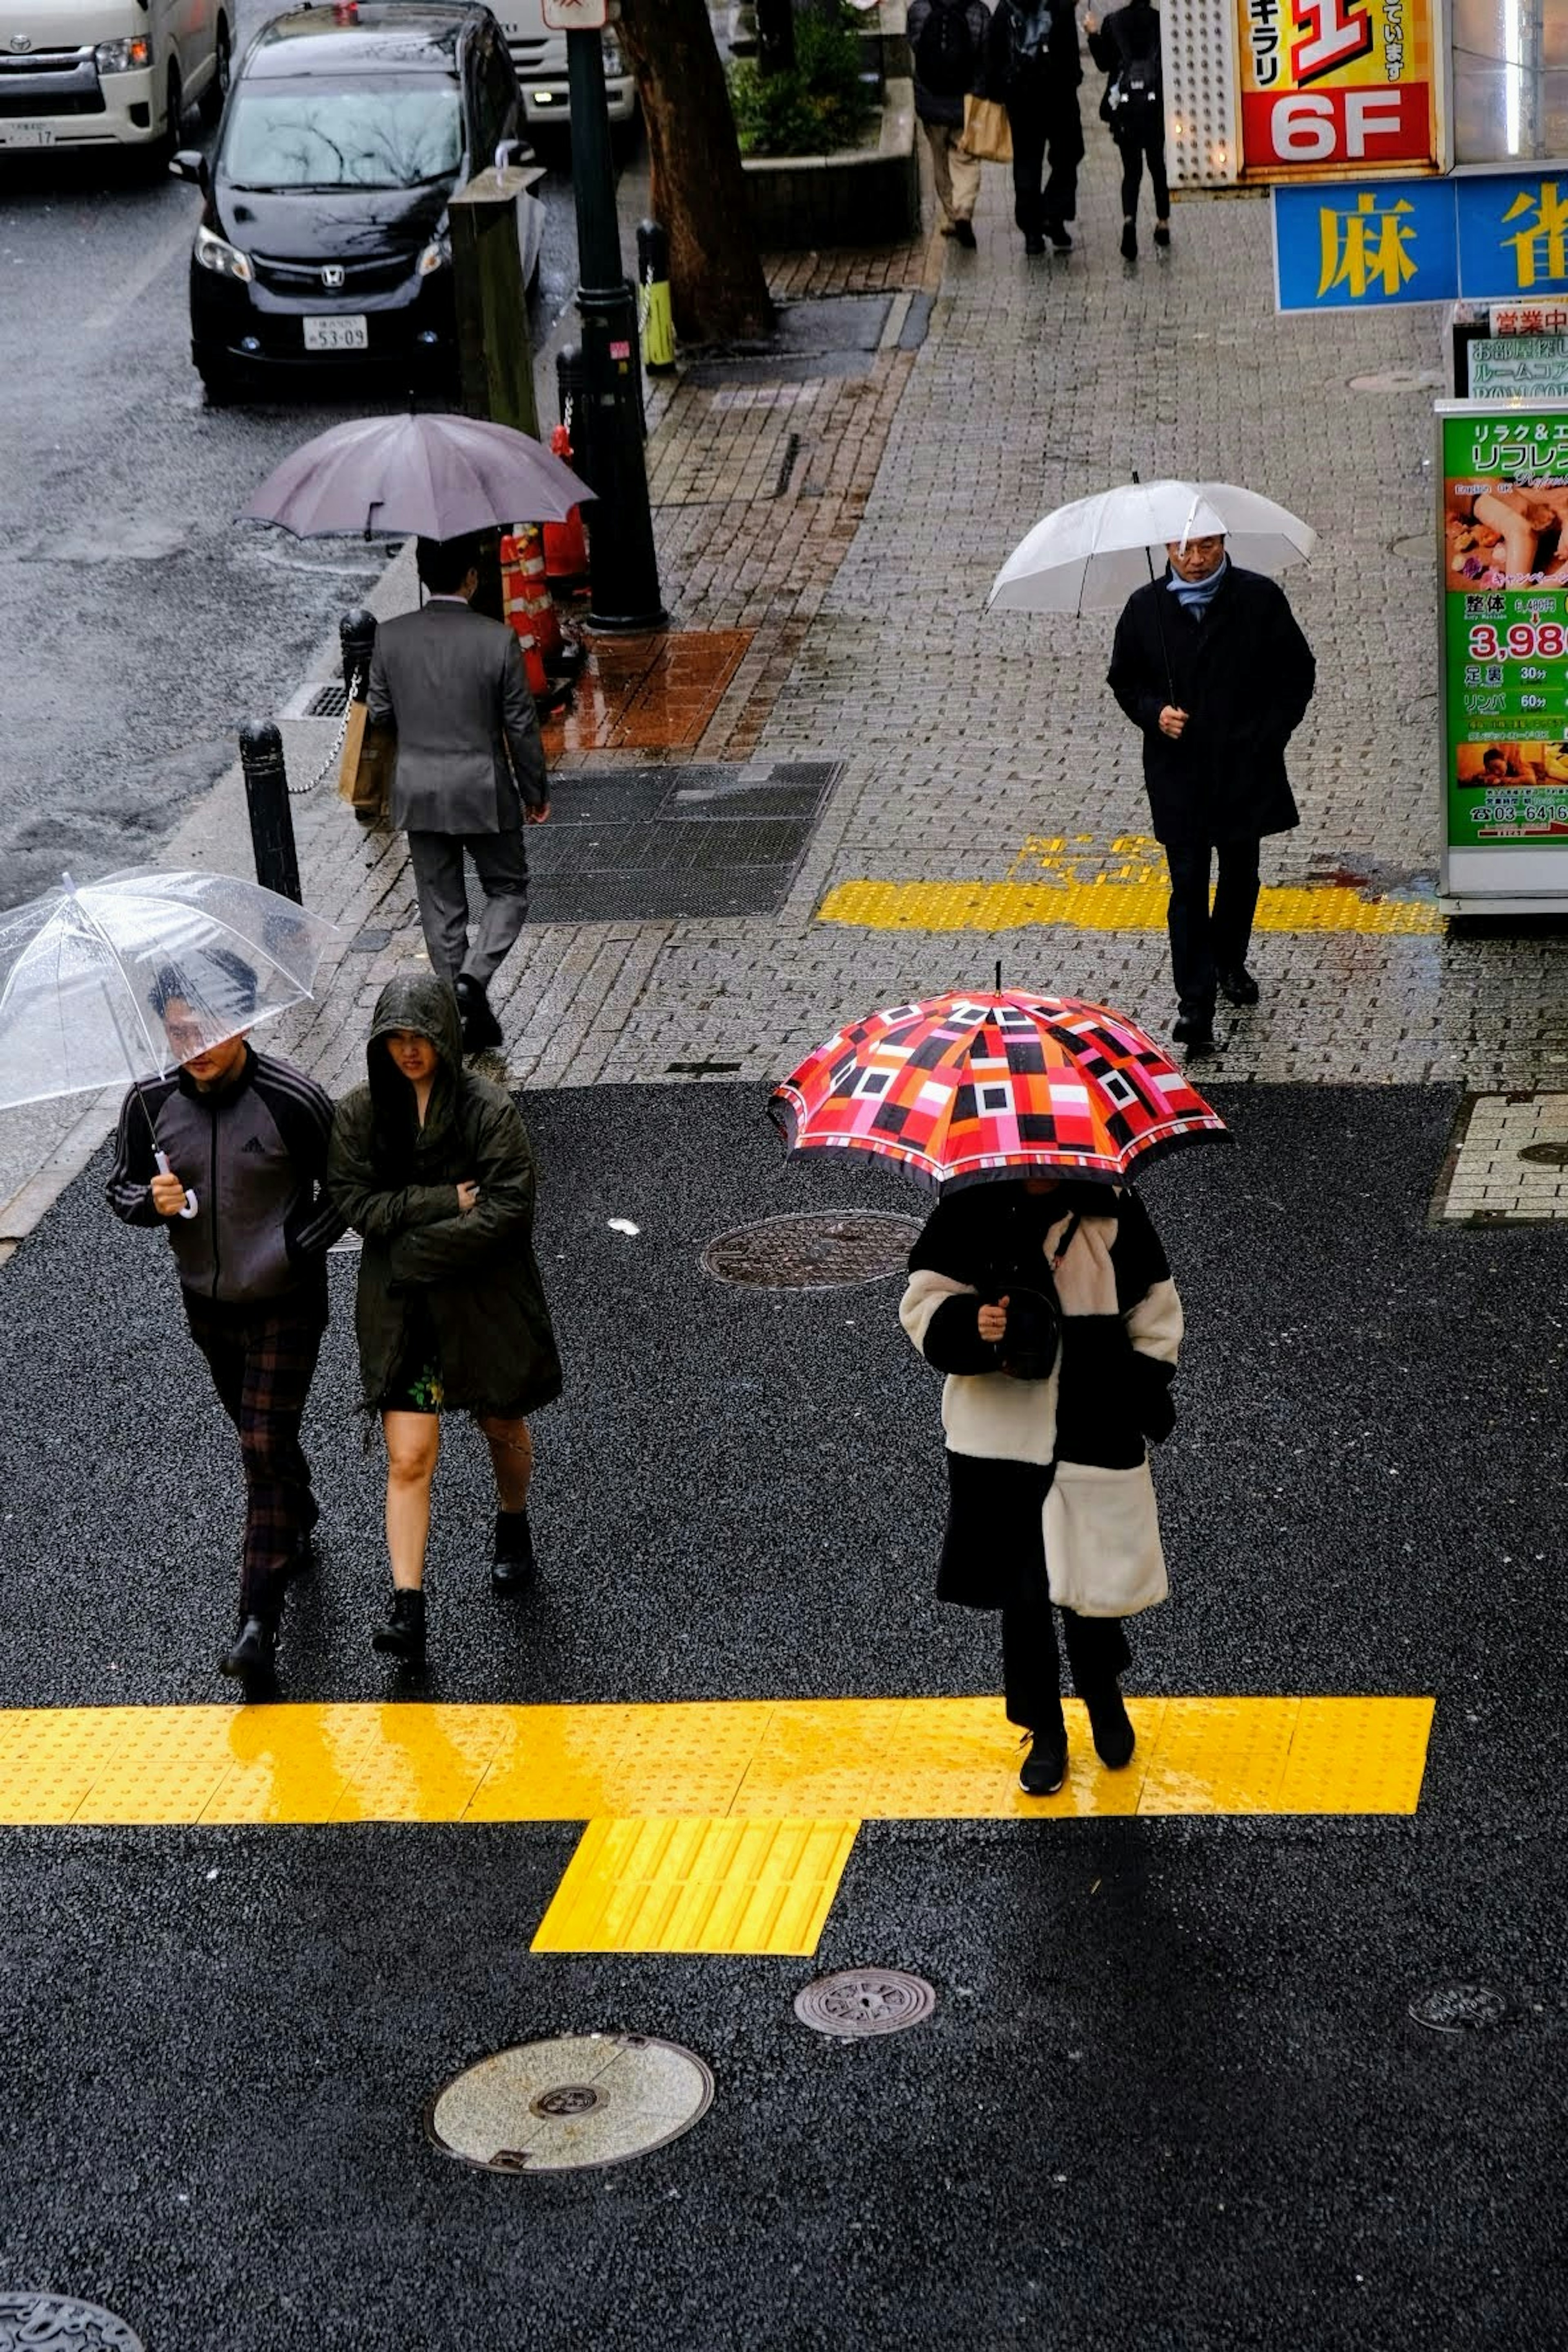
[
  {"x1": 0, "y1": 122, "x2": 56, "y2": 147},
  {"x1": 303, "y1": 314, "x2": 368, "y2": 352}
]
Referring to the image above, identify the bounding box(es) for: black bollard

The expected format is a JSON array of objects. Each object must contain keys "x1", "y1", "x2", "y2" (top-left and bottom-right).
[
  {"x1": 238, "y1": 722, "x2": 302, "y2": 904},
  {"x1": 636, "y1": 219, "x2": 675, "y2": 374},
  {"x1": 339, "y1": 607, "x2": 377, "y2": 701}
]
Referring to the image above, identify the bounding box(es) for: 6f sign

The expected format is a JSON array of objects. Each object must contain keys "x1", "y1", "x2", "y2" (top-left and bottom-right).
[{"x1": 1237, "y1": 0, "x2": 1441, "y2": 180}]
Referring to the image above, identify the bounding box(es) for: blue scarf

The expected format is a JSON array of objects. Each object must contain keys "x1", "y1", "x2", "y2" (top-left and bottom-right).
[{"x1": 1167, "y1": 552, "x2": 1229, "y2": 612}]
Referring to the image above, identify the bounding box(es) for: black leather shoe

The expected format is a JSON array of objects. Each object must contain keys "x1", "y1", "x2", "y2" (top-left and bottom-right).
[
  {"x1": 219, "y1": 1616, "x2": 276, "y2": 1679},
  {"x1": 492, "y1": 1509, "x2": 537, "y2": 1597},
  {"x1": 455, "y1": 973, "x2": 503, "y2": 1052},
  {"x1": 1018, "y1": 1726, "x2": 1068, "y2": 1795},
  {"x1": 1120, "y1": 221, "x2": 1138, "y2": 261},
  {"x1": 1218, "y1": 967, "x2": 1260, "y2": 1006},
  {"x1": 1171, "y1": 1004, "x2": 1216, "y2": 1048},
  {"x1": 1083, "y1": 1686, "x2": 1136, "y2": 1769},
  {"x1": 952, "y1": 218, "x2": 977, "y2": 248},
  {"x1": 1024, "y1": 230, "x2": 1045, "y2": 254},
  {"x1": 372, "y1": 1587, "x2": 426, "y2": 1662},
  {"x1": 1043, "y1": 219, "x2": 1072, "y2": 252}
]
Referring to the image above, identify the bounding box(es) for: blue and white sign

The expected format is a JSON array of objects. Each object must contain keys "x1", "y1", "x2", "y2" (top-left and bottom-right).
[{"x1": 1273, "y1": 171, "x2": 1568, "y2": 314}]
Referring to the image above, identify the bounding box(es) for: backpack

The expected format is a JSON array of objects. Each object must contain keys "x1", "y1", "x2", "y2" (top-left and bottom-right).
[
  {"x1": 915, "y1": 0, "x2": 976, "y2": 98},
  {"x1": 1105, "y1": 9, "x2": 1162, "y2": 122},
  {"x1": 1004, "y1": 0, "x2": 1055, "y2": 88}
]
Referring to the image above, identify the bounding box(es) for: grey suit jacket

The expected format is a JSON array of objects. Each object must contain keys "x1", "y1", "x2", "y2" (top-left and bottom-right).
[{"x1": 368, "y1": 598, "x2": 548, "y2": 836}]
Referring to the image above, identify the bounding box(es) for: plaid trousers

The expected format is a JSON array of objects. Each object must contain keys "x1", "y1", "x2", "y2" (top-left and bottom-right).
[{"x1": 183, "y1": 1290, "x2": 324, "y2": 1622}]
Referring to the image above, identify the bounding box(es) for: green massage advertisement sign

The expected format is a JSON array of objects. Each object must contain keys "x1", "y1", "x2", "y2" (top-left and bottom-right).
[{"x1": 1440, "y1": 401, "x2": 1568, "y2": 909}]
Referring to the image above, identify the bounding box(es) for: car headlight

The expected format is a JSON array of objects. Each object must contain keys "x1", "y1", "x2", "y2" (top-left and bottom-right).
[
  {"x1": 417, "y1": 233, "x2": 450, "y2": 276},
  {"x1": 95, "y1": 36, "x2": 151, "y2": 72},
  {"x1": 194, "y1": 223, "x2": 253, "y2": 283},
  {"x1": 601, "y1": 29, "x2": 627, "y2": 73}
]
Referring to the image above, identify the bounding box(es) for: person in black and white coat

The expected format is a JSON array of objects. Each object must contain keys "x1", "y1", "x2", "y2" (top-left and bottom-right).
[{"x1": 900, "y1": 1176, "x2": 1183, "y2": 1794}]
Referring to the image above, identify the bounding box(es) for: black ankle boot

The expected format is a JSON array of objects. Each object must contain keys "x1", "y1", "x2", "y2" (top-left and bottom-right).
[
  {"x1": 1018, "y1": 1720, "x2": 1068, "y2": 1795},
  {"x1": 492, "y1": 1509, "x2": 536, "y2": 1597},
  {"x1": 372, "y1": 1587, "x2": 426, "y2": 1662},
  {"x1": 1083, "y1": 1684, "x2": 1136, "y2": 1768},
  {"x1": 219, "y1": 1615, "x2": 276, "y2": 1681}
]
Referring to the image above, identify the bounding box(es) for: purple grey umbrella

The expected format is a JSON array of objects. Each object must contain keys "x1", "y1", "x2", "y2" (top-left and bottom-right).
[{"x1": 242, "y1": 411, "x2": 595, "y2": 540}]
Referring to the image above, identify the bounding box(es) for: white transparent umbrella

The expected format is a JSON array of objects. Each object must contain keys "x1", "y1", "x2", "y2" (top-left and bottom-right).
[
  {"x1": 0, "y1": 869, "x2": 339, "y2": 1209},
  {"x1": 988, "y1": 478, "x2": 1318, "y2": 615}
]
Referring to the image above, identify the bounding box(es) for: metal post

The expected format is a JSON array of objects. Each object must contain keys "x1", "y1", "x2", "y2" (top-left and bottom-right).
[
  {"x1": 238, "y1": 722, "x2": 301, "y2": 904},
  {"x1": 566, "y1": 25, "x2": 666, "y2": 633},
  {"x1": 339, "y1": 607, "x2": 377, "y2": 700}
]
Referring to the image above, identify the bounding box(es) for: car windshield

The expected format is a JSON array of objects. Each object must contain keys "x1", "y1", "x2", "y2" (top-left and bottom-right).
[{"x1": 223, "y1": 78, "x2": 463, "y2": 190}]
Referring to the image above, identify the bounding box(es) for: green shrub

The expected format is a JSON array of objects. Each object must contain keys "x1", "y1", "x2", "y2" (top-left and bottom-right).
[{"x1": 730, "y1": 6, "x2": 878, "y2": 157}]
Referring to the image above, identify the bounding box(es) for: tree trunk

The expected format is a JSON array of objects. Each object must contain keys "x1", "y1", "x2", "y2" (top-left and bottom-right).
[{"x1": 617, "y1": 0, "x2": 775, "y2": 343}]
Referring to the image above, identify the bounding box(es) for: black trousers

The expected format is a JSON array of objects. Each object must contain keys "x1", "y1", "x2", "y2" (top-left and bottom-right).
[
  {"x1": 1116, "y1": 124, "x2": 1169, "y2": 220},
  {"x1": 1002, "y1": 1576, "x2": 1131, "y2": 1734},
  {"x1": 1165, "y1": 835, "x2": 1261, "y2": 1011},
  {"x1": 1008, "y1": 97, "x2": 1085, "y2": 232},
  {"x1": 183, "y1": 1292, "x2": 323, "y2": 1623}
]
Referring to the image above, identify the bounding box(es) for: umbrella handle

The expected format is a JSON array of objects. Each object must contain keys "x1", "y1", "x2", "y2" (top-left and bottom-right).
[{"x1": 156, "y1": 1149, "x2": 199, "y2": 1222}]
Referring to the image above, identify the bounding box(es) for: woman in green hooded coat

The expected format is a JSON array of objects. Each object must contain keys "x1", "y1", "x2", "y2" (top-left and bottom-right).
[{"x1": 327, "y1": 972, "x2": 563, "y2": 1661}]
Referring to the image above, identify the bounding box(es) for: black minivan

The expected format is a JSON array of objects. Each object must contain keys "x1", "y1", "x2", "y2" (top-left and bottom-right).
[{"x1": 174, "y1": 0, "x2": 523, "y2": 402}]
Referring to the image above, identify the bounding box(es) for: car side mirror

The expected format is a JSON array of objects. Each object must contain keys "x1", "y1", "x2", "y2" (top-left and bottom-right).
[{"x1": 169, "y1": 148, "x2": 208, "y2": 190}]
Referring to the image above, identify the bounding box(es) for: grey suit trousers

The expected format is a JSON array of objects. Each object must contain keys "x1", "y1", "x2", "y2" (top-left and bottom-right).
[{"x1": 405, "y1": 829, "x2": 529, "y2": 991}]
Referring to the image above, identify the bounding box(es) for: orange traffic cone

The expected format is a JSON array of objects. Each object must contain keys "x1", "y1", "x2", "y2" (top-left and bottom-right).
[
  {"x1": 543, "y1": 424, "x2": 590, "y2": 590},
  {"x1": 500, "y1": 526, "x2": 559, "y2": 694}
]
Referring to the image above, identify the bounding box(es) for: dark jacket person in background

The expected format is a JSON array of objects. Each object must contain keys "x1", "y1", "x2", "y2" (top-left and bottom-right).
[
  {"x1": 1108, "y1": 533, "x2": 1316, "y2": 1053},
  {"x1": 1087, "y1": 0, "x2": 1168, "y2": 261},
  {"x1": 368, "y1": 532, "x2": 550, "y2": 1058},
  {"x1": 907, "y1": 0, "x2": 991, "y2": 246},
  {"x1": 327, "y1": 972, "x2": 562, "y2": 1666},
  {"x1": 987, "y1": 0, "x2": 1085, "y2": 254},
  {"x1": 106, "y1": 951, "x2": 342, "y2": 1687}
]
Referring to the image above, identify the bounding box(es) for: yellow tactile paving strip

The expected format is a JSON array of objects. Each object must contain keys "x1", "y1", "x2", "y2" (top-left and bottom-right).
[
  {"x1": 532, "y1": 1817, "x2": 861, "y2": 1956},
  {"x1": 816, "y1": 878, "x2": 1445, "y2": 936}
]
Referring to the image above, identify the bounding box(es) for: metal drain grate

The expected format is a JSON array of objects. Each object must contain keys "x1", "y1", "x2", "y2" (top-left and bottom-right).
[
  {"x1": 302, "y1": 681, "x2": 350, "y2": 719},
  {"x1": 528, "y1": 761, "x2": 840, "y2": 922},
  {"x1": 0, "y1": 2296, "x2": 144, "y2": 2350},
  {"x1": 1410, "y1": 1985, "x2": 1508, "y2": 2033},
  {"x1": 701, "y1": 1210, "x2": 921, "y2": 1290},
  {"x1": 425, "y1": 2033, "x2": 713, "y2": 2172},
  {"x1": 794, "y1": 1969, "x2": 937, "y2": 2039}
]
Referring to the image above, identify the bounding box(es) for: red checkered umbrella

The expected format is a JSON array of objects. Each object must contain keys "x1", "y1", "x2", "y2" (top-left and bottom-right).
[{"x1": 772, "y1": 991, "x2": 1227, "y2": 1191}]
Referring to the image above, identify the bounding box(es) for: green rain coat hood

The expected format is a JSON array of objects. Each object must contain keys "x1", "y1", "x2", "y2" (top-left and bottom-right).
[{"x1": 326, "y1": 976, "x2": 564, "y2": 1420}]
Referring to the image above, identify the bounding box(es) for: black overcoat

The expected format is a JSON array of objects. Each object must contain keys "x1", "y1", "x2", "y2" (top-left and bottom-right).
[{"x1": 1106, "y1": 562, "x2": 1316, "y2": 846}]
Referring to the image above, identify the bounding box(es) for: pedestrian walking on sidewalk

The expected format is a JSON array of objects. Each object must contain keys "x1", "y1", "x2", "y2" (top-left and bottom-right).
[
  {"x1": 368, "y1": 532, "x2": 551, "y2": 1058},
  {"x1": 327, "y1": 972, "x2": 562, "y2": 1666},
  {"x1": 908, "y1": 0, "x2": 991, "y2": 246},
  {"x1": 986, "y1": 0, "x2": 1085, "y2": 254},
  {"x1": 1107, "y1": 532, "x2": 1316, "y2": 1051},
  {"x1": 901, "y1": 1176, "x2": 1182, "y2": 1794},
  {"x1": 106, "y1": 953, "x2": 343, "y2": 1688},
  {"x1": 1087, "y1": 0, "x2": 1168, "y2": 261}
]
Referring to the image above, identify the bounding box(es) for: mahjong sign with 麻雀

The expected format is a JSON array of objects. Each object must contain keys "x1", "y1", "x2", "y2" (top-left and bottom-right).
[{"x1": 1440, "y1": 403, "x2": 1568, "y2": 911}]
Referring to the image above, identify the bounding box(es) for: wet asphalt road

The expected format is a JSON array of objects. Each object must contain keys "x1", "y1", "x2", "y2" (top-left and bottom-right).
[
  {"x1": 0, "y1": 1079, "x2": 1564, "y2": 2347},
  {"x1": 0, "y1": 0, "x2": 586, "y2": 913}
]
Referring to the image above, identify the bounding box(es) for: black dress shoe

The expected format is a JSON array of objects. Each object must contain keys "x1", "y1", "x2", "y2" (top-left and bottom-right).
[
  {"x1": 455, "y1": 973, "x2": 504, "y2": 1052},
  {"x1": 1042, "y1": 219, "x2": 1072, "y2": 251},
  {"x1": 1018, "y1": 1726, "x2": 1068, "y2": 1795},
  {"x1": 1171, "y1": 1003, "x2": 1215, "y2": 1047},
  {"x1": 952, "y1": 218, "x2": 977, "y2": 248},
  {"x1": 1024, "y1": 230, "x2": 1046, "y2": 255},
  {"x1": 492, "y1": 1509, "x2": 537, "y2": 1597},
  {"x1": 1218, "y1": 967, "x2": 1260, "y2": 1006},
  {"x1": 372, "y1": 1587, "x2": 427, "y2": 1662},
  {"x1": 219, "y1": 1616, "x2": 276, "y2": 1679},
  {"x1": 1083, "y1": 1685, "x2": 1136, "y2": 1768}
]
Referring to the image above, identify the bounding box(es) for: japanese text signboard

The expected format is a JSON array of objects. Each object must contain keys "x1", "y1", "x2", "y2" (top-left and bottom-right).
[
  {"x1": 1274, "y1": 173, "x2": 1568, "y2": 312},
  {"x1": 1238, "y1": 0, "x2": 1441, "y2": 180},
  {"x1": 1439, "y1": 403, "x2": 1568, "y2": 908}
]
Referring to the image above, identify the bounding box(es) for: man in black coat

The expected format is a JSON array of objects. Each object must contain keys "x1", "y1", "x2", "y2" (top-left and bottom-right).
[
  {"x1": 987, "y1": 0, "x2": 1085, "y2": 255},
  {"x1": 1107, "y1": 532, "x2": 1316, "y2": 1051}
]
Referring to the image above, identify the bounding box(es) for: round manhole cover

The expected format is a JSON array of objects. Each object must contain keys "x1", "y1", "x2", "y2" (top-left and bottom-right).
[
  {"x1": 794, "y1": 1968, "x2": 937, "y2": 2038},
  {"x1": 701, "y1": 1211, "x2": 922, "y2": 1290},
  {"x1": 0, "y1": 2296, "x2": 144, "y2": 2350},
  {"x1": 426, "y1": 2033, "x2": 713, "y2": 2172},
  {"x1": 1519, "y1": 1140, "x2": 1568, "y2": 1167},
  {"x1": 1409, "y1": 1984, "x2": 1509, "y2": 2033}
]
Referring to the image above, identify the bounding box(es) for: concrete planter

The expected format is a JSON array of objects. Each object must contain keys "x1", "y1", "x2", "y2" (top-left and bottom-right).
[{"x1": 741, "y1": 76, "x2": 920, "y2": 249}]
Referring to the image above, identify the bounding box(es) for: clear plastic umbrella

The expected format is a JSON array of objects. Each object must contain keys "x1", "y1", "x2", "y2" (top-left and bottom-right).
[
  {"x1": 0, "y1": 869, "x2": 339, "y2": 1209},
  {"x1": 988, "y1": 479, "x2": 1317, "y2": 614}
]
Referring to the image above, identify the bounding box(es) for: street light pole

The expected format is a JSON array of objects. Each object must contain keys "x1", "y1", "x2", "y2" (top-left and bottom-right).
[{"x1": 566, "y1": 25, "x2": 666, "y2": 631}]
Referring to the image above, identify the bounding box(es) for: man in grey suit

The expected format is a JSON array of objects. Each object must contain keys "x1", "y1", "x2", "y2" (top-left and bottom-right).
[{"x1": 369, "y1": 532, "x2": 550, "y2": 1053}]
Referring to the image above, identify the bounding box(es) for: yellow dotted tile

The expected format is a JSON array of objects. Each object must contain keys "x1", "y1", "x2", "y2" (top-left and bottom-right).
[
  {"x1": 467, "y1": 1701, "x2": 776, "y2": 1823},
  {"x1": 1274, "y1": 1696, "x2": 1436, "y2": 1814},
  {"x1": 1137, "y1": 1698, "x2": 1301, "y2": 1814},
  {"x1": 531, "y1": 1816, "x2": 860, "y2": 1955},
  {"x1": 815, "y1": 878, "x2": 1443, "y2": 937},
  {"x1": 0, "y1": 1708, "x2": 121, "y2": 1824},
  {"x1": 73, "y1": 1706, "x2": 236, "y2": 1825},
  {"x1": 729, "y1": 1699, "x2": 909, "y2": 1817}
]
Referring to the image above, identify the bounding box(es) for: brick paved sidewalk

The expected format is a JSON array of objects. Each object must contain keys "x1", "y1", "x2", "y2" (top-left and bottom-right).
[{"x1": 11, "y1": 125, "x2": 1568, "y2": 1256}]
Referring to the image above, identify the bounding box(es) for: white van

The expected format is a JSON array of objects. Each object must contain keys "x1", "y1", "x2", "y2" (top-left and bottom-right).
[
  {"x1": 490, "y1": 0, "x2": 636, "y2": 135},
  {"x1": 0, "y1": 0, "x2": 229, "y2": 159}
]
